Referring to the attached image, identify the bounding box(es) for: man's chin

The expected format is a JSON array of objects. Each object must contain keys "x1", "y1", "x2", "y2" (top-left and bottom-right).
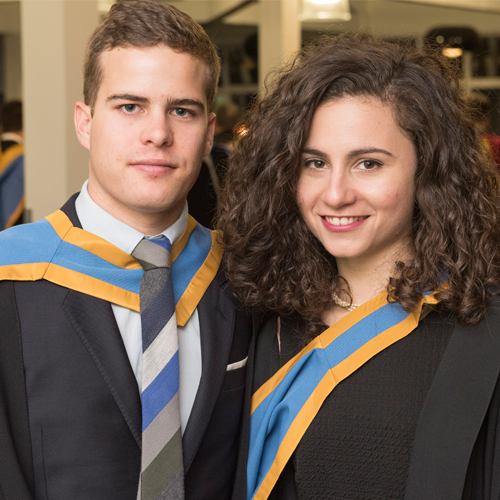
[{"x1": 132, "y1": 198, "x2": 186, "y2": 219}]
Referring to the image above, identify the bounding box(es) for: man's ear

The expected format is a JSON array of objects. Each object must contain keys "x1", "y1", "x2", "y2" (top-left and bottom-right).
[
  {"x1": 204, "y1": 112, "x2": 216, "y2": 157},
  {"x1": 74, "y1": 101, "x2": 92, "y2": 151}
]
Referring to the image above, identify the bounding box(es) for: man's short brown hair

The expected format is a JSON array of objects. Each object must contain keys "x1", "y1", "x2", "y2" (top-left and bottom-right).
[{"x1": 84, "y1": 0, "x2": 220, "y2": 111}]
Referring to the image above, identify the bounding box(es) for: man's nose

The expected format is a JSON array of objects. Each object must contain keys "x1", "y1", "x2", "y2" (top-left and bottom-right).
[{"x1": 140, "y1": 112, "x2": 173, "y2": 147}]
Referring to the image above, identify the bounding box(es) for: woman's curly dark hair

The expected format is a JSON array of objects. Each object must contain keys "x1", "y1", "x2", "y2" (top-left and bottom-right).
[{"x1": 217, "y1": 33, "x2": 500, "y2": 335}]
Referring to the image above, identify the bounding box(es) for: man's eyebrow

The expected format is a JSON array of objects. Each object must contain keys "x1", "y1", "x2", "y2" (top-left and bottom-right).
[
  {"x1": 106, "y1": 94, "x2": 149, "y2": 104},
  {"x1": 168, "y1": 98, "x2": 206, "y2": 112}
]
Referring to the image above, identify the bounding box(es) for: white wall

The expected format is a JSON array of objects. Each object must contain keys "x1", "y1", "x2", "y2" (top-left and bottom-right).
[
  {"x1": 21, "y1": 0, "x2": 98, "y2": 221},
  {"x1": 0, "y1": 2, "x2": 22, "y2": 101}
]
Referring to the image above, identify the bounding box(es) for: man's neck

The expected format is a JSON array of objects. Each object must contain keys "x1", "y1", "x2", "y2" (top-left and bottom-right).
[
  {"x1": 75, "y1": 181, "x2": 188, "y2": 256},
  {"x1": 87, "y1": 185, "x2": 183, "y2": 236}
]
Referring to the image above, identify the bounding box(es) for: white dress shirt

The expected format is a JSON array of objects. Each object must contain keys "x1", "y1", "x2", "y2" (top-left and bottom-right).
[{"x1": 75, "y1": 180, "x2": 202, "y2": 432}]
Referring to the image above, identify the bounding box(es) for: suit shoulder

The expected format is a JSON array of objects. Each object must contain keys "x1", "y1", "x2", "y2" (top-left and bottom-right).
[{"x1": 211, "y1": 264, "x2": 240, "y2": 304}]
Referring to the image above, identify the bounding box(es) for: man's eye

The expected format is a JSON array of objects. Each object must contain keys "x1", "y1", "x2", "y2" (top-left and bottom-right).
[
  {"x1": 122, "y1": 104, "x2": 137, "y2": 113},
  {"x1": 174, "y1": 108, "x2": 190, "y2": 117}
]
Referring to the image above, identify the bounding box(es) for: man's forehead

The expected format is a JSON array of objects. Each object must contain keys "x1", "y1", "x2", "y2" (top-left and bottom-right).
[{"x1": 97, "y1": 45, "x2": 211, "y2": 107}]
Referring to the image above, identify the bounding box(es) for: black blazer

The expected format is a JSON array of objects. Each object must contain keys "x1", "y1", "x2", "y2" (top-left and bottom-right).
[
  {"x1": 0, "y1": 195, "x2": 252, "y2": 500},
  {"x1": 232, "y1": 296, "x2": 500, "y2": 500}
]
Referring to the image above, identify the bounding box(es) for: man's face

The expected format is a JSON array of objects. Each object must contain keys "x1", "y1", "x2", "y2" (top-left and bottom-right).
[{"x1": 75, "y1": 45, "x2": 215, "y2": 231}]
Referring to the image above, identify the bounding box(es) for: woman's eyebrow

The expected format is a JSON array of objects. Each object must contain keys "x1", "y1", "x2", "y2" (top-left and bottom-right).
[
  {"x1": 302, "y1": 147, "x2": 394, "y2": 158},
  {"x1": 347, "y1": 147, "x2": 394, "y2": 158},
  {"x1": 302, "y1": 148, "x2": 328, "y2": 158}
]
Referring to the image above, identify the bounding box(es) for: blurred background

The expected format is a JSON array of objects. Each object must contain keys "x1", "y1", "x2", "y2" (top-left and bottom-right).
[{"x1": 1, "y1": 0, "x2": 500, "y2": 221}]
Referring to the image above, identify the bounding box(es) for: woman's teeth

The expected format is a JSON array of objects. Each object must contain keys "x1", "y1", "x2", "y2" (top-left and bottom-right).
[{"x1": 324, "y1": 216, "x2": 368, "y2": 226}]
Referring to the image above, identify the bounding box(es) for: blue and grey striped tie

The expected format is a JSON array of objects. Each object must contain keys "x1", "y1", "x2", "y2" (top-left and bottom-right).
[{"x1": 132, "y1": 235, "x2": 184, "y2": 500}]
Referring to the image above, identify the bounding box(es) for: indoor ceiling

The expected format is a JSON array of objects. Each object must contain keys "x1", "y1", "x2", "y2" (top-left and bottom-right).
[{"x1": 398, "y1": 0, "x2": 500, "y2": 14}]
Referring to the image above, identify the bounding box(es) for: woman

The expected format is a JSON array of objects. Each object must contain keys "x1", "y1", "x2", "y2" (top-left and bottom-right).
[{"x1": 218, "y1": 35, "x2": 500, "y2": 500}]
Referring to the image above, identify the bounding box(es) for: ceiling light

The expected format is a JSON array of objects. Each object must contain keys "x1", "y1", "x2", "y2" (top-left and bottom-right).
[
  {"x1": 442, "y1": 47, "x2": 464, "y2": 58},
  {"x1": 299, "y1": 0, "x2": 351, "y2": 22}
]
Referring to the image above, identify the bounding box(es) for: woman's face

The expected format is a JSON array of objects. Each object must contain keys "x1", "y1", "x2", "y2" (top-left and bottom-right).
[{"x1": 297, "y1": 96, "x2": 417, "y2": 270}]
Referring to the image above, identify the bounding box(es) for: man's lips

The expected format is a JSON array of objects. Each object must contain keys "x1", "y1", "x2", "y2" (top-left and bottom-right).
[
  {"x1": 130, "y1": 159, "x2": 175, "y2": 167},
  {"x1": 130, "y1": 159, "x2": 176, "y2": 174}
]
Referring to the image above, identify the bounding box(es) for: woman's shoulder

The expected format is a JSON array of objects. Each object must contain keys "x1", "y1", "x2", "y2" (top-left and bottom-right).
[{"x1": 488, "y1": 289, "x2": 500, "y2": 310}]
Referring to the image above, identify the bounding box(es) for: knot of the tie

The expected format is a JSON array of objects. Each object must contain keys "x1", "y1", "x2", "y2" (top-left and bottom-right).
[{"x1": 132, "y1": 235, "x2": 172, "y2": 270}]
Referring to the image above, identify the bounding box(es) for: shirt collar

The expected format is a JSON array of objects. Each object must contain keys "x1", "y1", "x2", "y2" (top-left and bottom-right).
[
  {"x1": 1, "y1": 132, "x2": 23, "y2": 144},
  {"x1": 75, "y1": 180, "x2": 188, "y2": 255}
]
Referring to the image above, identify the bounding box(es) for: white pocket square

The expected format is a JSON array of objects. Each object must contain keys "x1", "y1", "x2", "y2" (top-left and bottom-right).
[{"x1": 226, "y1": 357, "x2": 248, "y2": 371}]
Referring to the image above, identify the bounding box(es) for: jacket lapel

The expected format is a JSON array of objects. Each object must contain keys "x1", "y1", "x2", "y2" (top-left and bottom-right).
[
  {"x1": 60, "y1": 193, "x2": 81, "y2": 225},
  {"x1": 405, "y1": 295, "x2": 500, "y2": 500},
  {"x1": 59, "y1": 193, "x2": 142, "y2": 447},
  {"x1": 62, "y1": 289, "x2": 142, "y2": 446},
  {"x1": 182, "y1": 272, "x2": 236, "y2": 471}
]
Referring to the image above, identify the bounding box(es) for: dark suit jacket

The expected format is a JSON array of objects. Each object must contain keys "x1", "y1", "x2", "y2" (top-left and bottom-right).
[{"x1": 0, "y1": 195, "x2": 252, "y2": 500}]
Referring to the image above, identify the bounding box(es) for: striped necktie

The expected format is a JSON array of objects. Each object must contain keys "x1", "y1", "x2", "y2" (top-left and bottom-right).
[{"x1": 132, "y1": 235, "x2": 184, "y2": 500}]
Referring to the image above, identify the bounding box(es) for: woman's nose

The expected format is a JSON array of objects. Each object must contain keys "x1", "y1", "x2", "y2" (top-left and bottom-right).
[{"x1": 322, "y1": 170, "x2": 357, "y2": 208}]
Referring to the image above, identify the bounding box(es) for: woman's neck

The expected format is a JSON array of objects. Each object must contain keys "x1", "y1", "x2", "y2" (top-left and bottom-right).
[
  {"x1": 336, "y1": 258, "x2": 390, "y2": 305},
  {"x1": 323, "y1": 246, "x2": 413, "y2": 327}
]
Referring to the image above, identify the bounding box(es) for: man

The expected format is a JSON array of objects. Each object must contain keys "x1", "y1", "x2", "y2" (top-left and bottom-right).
[
  {"x1": 0, "y1": 2, "x2": 251, "y2": 499},
  {"x1": 0, "y1": 100, "x2": 24, "y2": 229}
]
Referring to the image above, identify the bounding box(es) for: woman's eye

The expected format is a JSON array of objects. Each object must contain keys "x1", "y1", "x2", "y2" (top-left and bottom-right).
[
  {"x1": 306, "y1": 159, "x2": 326, "y2": 169},
  {"x1": 122, "y1": 104, "x2": 137, "y2": 113},
  {"x1": 359, "y1": 159, "x2": 381, "y2": 170}
]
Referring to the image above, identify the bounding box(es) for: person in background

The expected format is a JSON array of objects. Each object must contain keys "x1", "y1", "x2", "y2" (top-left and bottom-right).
[
  {"x1": 0, "y1": 100, "x2": 24, "y2": 229},
  {"x1": 213, "y1": 101, "x2": 241, "y2": 151},
  {"x1": 188, "y1": 101, "x2": 241, "y2": 228},
  {"x1": 218, "y1": 35, "x2": 500, "y2": 500},
  {"x1": 0, "y1": 2, "x2": 251, "y2": 499},
  {"x1": 469, "y1": 91, "x2": 500, "y2": 171}
]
